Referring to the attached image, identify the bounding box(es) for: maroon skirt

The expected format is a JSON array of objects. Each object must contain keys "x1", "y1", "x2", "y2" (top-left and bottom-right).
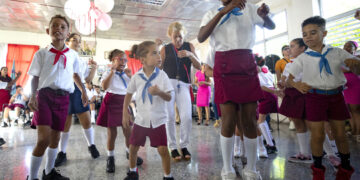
[
  {"x1": 258, "y1": 90, "x2": 278, "y2": 114},
  {"x1": 279, "y1": 88, "x2": 305, "y2": 119},
  {"x1": 0, "y1": 89, "x2": 10, "y2": 111},
  {"x1": 213, "y1": 49, "x2": 263, "y2": 104},
  {"x1": 96, "y1": 92, "x2": 125, "y2": 127}
]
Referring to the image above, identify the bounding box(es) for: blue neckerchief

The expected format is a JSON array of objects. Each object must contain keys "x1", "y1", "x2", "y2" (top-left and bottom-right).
[
  {"x1": 138, "y1": 67, "x2": 160, "y2": 104},
  {"x1": 218, "y1": 7, "x2": 243, "y2": 25},
  {"x1": 16, "y1": 94, "x2": 21, "y2": 101},
  {"x1": 305, "y1": 48, "x2": 333, "y2": 75},
  {"x1": 115, "y1": 71, "x2": 127, "y2": 88}
]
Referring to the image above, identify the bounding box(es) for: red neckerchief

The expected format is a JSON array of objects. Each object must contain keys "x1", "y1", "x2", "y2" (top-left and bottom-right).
[{"x1": 49, "y1": 48, "x2": 70, "y2": 68}]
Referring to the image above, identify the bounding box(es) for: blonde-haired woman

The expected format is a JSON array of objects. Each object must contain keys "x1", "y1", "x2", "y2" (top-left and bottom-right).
[{"x1": 160, "y1": 22, "x2": 201, "y2": 161}]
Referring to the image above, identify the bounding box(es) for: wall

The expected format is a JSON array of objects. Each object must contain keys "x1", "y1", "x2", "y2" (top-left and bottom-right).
[{"x1": 0, "y1": 29, "x2": 140, "y2": 65}]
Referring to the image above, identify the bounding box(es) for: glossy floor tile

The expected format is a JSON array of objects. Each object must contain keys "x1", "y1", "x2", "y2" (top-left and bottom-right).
[{"x1": 0, "y1": 121, "x2": 359, "y2": 180}]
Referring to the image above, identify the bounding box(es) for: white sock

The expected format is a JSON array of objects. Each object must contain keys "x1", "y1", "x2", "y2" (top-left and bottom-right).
[
  {"x1": 126, "y1": 147, "x2": 129, "y2": 153},
  {"x1": 323, "y1": 134, "x2": 335, "y2": 156},
  {"x1": 220, "y1": 135, "x2": 234, "y2": 173},
  {"x1": 107, "y1": 150, "x2": 114, "y2": 157},
  {"x1": 3, "y1": 118, "x2": 8, "y2": 123},
  {"x1": 29, "y1": 155, "x2": 43, "y2": 180},
  {"x1": 45, "y1": 148, "x2": 58, "y2": 174},
  {"x1": 83, "y1": 127, "x2": 94, "y2": 146},
  {"x1": 130, "y1": 167, "x2": 137, "y2": 172},
  {"x1": 164, "y1": 173, "x2": 172, "y2": 178},
  {"x1": 239, "y1": 137, "x2": 245, "y2": 157},
  {"x1": 91, "y1": 110, "x2": 96, "y2": 123},
  {"x1": 259, "y1": 122, "x2": 274, "y2": 146},
  {"x1": 330, "y1": 140, "x2": 338, "y2": 154},
  {"x1": 59, "y1": 132, "x2": 69, "y2": 153},
  {"x1": 297, "y1": 131, "x2": 311, "y2": 156},
  {"x1": 234, "y1": 135, "x2": 240, "y2": 150},
  {"x1": 26, "y1": 114, "x2": 30, "y2": 120},
  {"x1": 257, "y1": 135, "x2": 266, "y2": 151},
  {"x1": 244, "y1": 136, "x2": 257, "y2": 172}
]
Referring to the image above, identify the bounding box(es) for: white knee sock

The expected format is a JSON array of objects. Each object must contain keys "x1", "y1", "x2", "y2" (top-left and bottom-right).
[
  {"x1": 220, "y1": 135, "x2": 234, "y2": 173},
  {"x1": 59, "y1": 132, "x2": 69, "y2": 153},
  {"x1": 29, "y1": 155, "x2": 43, "y2": 180},
  {"x1": 91, "y1": 110, "x2": 96, "y2": 123},
  {"x1": 26, "y1": 113, "x2": 30, "y2": 120},
  {"x1": 107, "y1": 150, "x2": 114, "y2": 157},
  {"x1": 244, "y1": 136, "x2": 257, "y2": 172},
  {"x1": 259, "y1": 122, "x2": 274, "y2": 146},
  {"x1": 234, "y1": 135, "x2": 240, "y2": 151},
  {"x1": 330, "y1": 140, "x2": 338, "y2": 154},
  {"x1": 297, "y1": 131, "x2": 311, "y2": 156},
  {"x1": 3, "y1": 118, "x2": 8, "y2": 123},
  {"x1": 45, "y1": 148, "x2": 58, "y2": 174},
  {"x1": 257, "y1": 135, "x2": 266, "y2": 151},
  {"x1": 323, "y1": 134, "x2": 335, "y2": 156},
  {"x1": 83, "y1": 127, "x2": 94, "y2": 146},
  {"x1": 239, "y1": 137, "x2": 245, "y2": 157}
]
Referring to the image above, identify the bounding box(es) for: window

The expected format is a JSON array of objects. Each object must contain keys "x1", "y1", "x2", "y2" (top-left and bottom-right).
[{"x1": 253, "y1": 10, "x2": 289, "y2": 57}]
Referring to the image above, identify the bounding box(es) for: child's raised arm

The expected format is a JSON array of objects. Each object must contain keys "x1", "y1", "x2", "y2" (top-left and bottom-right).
[{"x1": 122, "y1": 93, "x2": 133, "y2": 129}]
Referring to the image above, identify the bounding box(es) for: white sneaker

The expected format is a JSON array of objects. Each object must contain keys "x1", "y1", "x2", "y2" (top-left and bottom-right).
[
  {"x1": 258, "y1": 148, "x2": 268, "y2": 158},
  {"x1": 241, "y1": 169, "x2": 262, "y2": 180},
  {"x1": 289, "y1": 121, "x2": 295, "y2": 130},
  {"x1": 221, "y1": 167, "x2": 236, "y2": 180}
]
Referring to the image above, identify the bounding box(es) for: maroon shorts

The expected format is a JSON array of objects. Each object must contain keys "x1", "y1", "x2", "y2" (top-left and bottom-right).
[
  {"x1": 5, "y1": 103, "x2": 25, "y2": 110},
  {"x1": 32, "y1": 88, "x2": 70, "y2": 131},
  {"x1": 129, "y1": 124, "x2": 167, "y2": 147},
  {"x1": 279, "y1": 88, "x2": 305, "y2": 119},
  {"x1": 258, "y1": 90, "x2": 278, "y2": 114},
  {"x1": 213, "y1": 49, "x2": 263, "y2": 104},
  {"x1": 96, "y1": 93, "x2": 125, "y2": 127},
  {"x1": 305, "y1": 93, "x2": 350, "y2": 122}
]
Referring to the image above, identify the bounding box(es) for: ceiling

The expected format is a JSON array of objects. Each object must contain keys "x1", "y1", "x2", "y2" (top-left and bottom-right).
[{"x1": 0, "y1": 0, "x2": 284, "y2": 41}]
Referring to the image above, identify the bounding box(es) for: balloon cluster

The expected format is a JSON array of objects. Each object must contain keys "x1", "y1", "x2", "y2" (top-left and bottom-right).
[{"x1": 64, "y1": 0, "x2": 114, "y2": 35}]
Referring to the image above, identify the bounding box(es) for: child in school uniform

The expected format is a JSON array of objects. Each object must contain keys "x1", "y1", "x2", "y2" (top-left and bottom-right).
[
  {"x1": 123, "y1": 41, "x2": 174, "y2": 180},
  {"x1": 26, "y1": 15, "x2": 88, "y2": 180},
  {"x1": 198, "y1": 0, "x2": 275, "y2": 179},
  {"x1": 287, "y1": 16, "x2": 360, "y2": 180},
  {"x1": 2, "y1": 85, "x2": 28, "y2": 126},
  {"x1": 96, "y1": 49, "x2": 143, "y2": 173}
]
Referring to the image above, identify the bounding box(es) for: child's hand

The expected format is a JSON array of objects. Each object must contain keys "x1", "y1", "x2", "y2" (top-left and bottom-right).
[
  {"x1": 221, "y1": 0, "x2": 246, "y2": 14},
  {"x1": 274, "y1": 89, "x2": 284, "y2": 98},
  {"x1": 81, "y1": 93, "x2": 89, "y2": 107},
  {"x1": 122, "y1": 110, "x2": 131, "y2": 129},
  {"x1": 345, "y1": 58, "x2": 360, "y2": 74},
  {"x1": 16, "y1": 71, "x2": 22, "y2": 78},
  {"x1": 177, "y1": 50, "x2": 192, "y2": 58},
  {"x1": 277, "y1": 81, "x2": 285, "y2": 89},
  {"x1": 257, "y1": 3, "x2": 270, "y2": 18},
  {"x1": 88, "y1": 58, "x2": 97, "y2": 68},
  {"x1": 111, "y1": 60, "x2": 120, "y2": 70},
  {"x1": 355, "y1": 10, "x2": 360, "y2": 20},
  {"x1": 148, "y1": 85, "x2": 161, "y2": 96},
  {"x1": 28, "y1": 96, "x2": 38, "y2": 111},
  {"x1": 294, "y1": 82, "x2": 312, "y2": 94}
]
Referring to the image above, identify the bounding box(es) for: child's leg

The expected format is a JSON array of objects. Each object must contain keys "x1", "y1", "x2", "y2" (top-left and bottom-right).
[
  {"x1": 14, "y1": 107, "x2": 21, "y2": 119},
  {"x1": 90, "y1": 104, "x2": 96, "y2": 123},
  {"x1": 59, "y1": 115, "x2": 72, "y2": 154},
  {"x1": 44, "y1": 129, "x2": 61, "y2": 174},
  {"x1": 325, "y1": 122, "x2": 339, "y2": 154},
  {"x1": 328, "y1": 120, "x2": 350, "y2": 166},
  {"x1": 219, "y1": 103, "x2": 237, "y2": 173},
  {"x1": 122, "y1": 126, "x2": 131, "y2": 149},
  {"x1": 129, "y1": 145, "x2": 140, "y2": 170},
  {"x1": 258, "y1": 113, "x2": 274, "y2": 146},
  {"x1": 107, "y1": 127, "x2": 117, "y2": 156},
  {"x1": 306, "y1": 120, "x2": 325, "y2": 168},
  {"x1": 239, "y1": 102, "x2": 258, "y2": 172},
  {"x1": 205, "y1": 106, "x2": 210, "y2": 123},
  {"x1": 291, "y1": 118, "x2": 311, "y2": 156},
  {"x1": 3, "y1": 107, "x2": 10, "y2": 122},
  {"x1": 234, "y1": 125, "x2": 245, "y2": 157},
  {"x1": 196, "y1": 106, "x2": 202, "y2": 124},
  {"x1": 349, "y1": 104, "x2": 360, "y2": 136},
  {"x1": 157, "y1": 146, "x2": 171, "y2": 176},
  {"x1": 29, "y1": 126, "x2": 52, "y2": 179},
  {"x1": 78, "y1": 111, "x2": 95, "y2": 147}
]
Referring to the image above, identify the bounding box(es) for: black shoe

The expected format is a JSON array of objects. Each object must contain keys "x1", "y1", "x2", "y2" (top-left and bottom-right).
[
  {"x1": 1, "y1": 122, "x2": 8, "y2": 127},
  {"x1": 106, "y1": 156, "x2": 115, "y2": 173},
  {"x1": 26, "y1": 175, "x2": 39, "y2": 180},
  {"x1": 88, "y1": 144, "x2": 100, "y2": 159},
  {"x1": 163, "y1": 177, "x2": 174, "y2": 180},
  {"x1": 266, "y1": 145, "x2": 278, "y2": 154},
  {"x1": 126, "y1": 151, "x2": 144, "y2": 166},
  {"x1": 0, "y1": 138, "x2": 5, "y2": 146},
  {"x1": 23, "y1": 120, "x2": 31, "y2": 128},
  {"x1": 54, "y1": 152, "x2": 67, "y2": 167},
  {"x1": 176, "y1": 121, "x2": 180, "y2": 125},
  {"x1": 170, "y1": 149, "x2": 181, "y2": 161},
  {"x1": 124, "y1": 170, "x2": 139, "y2": 180},
  {"x1": 42, "y1": 169, "x2": 69, "y2": 180},
  {"x1": 14, "y1": 119, "x2": 18, "y2": 126},
  {"x1": 181, "y1": 148, "x2": 191, "y2": 160}
]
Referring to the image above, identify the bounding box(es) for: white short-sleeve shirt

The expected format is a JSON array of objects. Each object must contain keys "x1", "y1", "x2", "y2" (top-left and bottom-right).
[
  {"x1": 0, "y1": 81, "x2": 8, "y2": 89},
  {"x1": 13, "y1": 94, "x2": 26, "y2": 106},
  {"x1": 78, "y1": 57, "x2": 91, "y2": 83},
  {"x1": 258, "y1": 66, "x2": 275, "y2": 88},
  {"x1": 288, "y1": 45, "x2": 360, "y2": 90},
  {"x1": 127, "y1": 68, "x2": 174, "y2": 128},
  {"x1": 282, "y1": 62, "x2": 302, "y2": 82},
  {"x1": 28, "y1": 44, "x2": 80, "y2": 93},
  {"x1": 200, "y1": 3, "x2": 264, "y2": 54},
  {"x1": 86, "y1": 88, "x2": 97, "y2": 101},
  {"x1": 100, "y1": 70, "x2": 130, "y2": 95}
]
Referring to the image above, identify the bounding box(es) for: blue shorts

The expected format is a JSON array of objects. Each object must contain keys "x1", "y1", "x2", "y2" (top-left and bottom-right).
[{"x1": 68, "y1": 84, "x2": 90, "y2": 115}]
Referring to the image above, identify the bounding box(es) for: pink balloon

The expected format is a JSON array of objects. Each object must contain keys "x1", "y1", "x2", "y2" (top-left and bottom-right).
[
  {"x1": 96, "y1": 13, "x2": 112, "y2": 31},
  {"x1": 75, "y1": 13, "x2": 96, "y2": 35}
]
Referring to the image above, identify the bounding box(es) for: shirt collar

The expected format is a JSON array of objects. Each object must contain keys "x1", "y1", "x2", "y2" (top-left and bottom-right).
[
  {"x1": 46, "y1": 44, "x2": 70, "y2": 52},
  {"x1": 139, "y1": 67, "x2": 158, "y2": 78},
  {"x1": 305, "y1": 44, "x2": 333, "y2": 54}
]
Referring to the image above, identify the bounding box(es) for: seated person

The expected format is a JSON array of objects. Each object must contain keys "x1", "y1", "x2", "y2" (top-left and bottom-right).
[{"x1": 2, "y1": 85, "x2": 28, "y2": 126}]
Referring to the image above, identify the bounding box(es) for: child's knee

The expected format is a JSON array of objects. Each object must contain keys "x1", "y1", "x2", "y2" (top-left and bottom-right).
[{"x1": 157, "y1": 146, "x2": 169, "y2": 157}]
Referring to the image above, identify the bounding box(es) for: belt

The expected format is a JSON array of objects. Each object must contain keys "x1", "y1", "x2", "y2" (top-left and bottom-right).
[
  {"x1": 42, "y1": 87, "x2": 69, "y2": 96},
  {"x1": 308, "y1": 86, "x2": 343, "y2": 95}
]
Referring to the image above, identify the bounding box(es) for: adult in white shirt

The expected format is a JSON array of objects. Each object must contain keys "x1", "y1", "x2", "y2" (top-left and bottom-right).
[{"x1": 198, "y1": 0, "x2": 275, "y2": 179}]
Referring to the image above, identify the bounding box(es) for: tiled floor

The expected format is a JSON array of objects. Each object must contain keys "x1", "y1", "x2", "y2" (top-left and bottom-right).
[{"x1": 0, "y1": 121, "x2": 359, "y2": 180}]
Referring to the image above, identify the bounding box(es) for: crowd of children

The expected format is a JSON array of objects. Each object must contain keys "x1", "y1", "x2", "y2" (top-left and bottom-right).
[{"x1": 0, "y1": 1, "x2": 359, "y2": 180}]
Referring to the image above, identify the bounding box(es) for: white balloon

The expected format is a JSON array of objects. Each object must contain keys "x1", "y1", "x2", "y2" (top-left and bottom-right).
[
  {"x1": 64, "y1": 0, "x2": 91, "y2": 20},
  {"x1": 97, "y1": 13, "x2": 112, "y2": 31},
  {"x1": 75, "y1": 14, "x2": 96, "y2": 35},
  {"x1": 94, "y1": 0, "x2": 114, "y2": 13}
]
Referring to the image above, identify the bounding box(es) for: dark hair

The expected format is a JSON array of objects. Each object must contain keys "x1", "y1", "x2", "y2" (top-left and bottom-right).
[
  {"x1": 265, "y1": 54, "x2": 281, "y2": 74},
  {"x1": 281, "y1": 45, "x2": 289, "y2": 52},
  {"x1": 0, "y1": 67, "x2": 7, "y2": 72},
  {"x1": 301, "y1": 16, "x2": 326, "y2": 30},
  {"x1": 347, "y1": 41, "x2": 358, "y2": 51},
  {"x1": 291, "y1": 38, "x2": 308, "y2": 50},
  {"x1": 108, "y1": 49, "x2": 125, "y2": 61},
  {"x1": 16, "y1": 85, "x2": 22, "y2": 89},
  {"x1": 49, "y1": 14, "x2": 70, "y2": 28},
  {"x1": 255, "y1": 54, "x2": 265, "y2": 67},
  {"x1": 66, "y1": 33, "x2": 81, "y2": 42},
  {"x1": 130, "y1": 41, "x2": 156, "y2": 59}
]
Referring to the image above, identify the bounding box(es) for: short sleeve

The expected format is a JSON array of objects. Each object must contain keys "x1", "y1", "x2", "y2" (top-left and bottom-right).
[
  {"x1": 258, "y1": 73, "x2": 266, "y2": 86},
  {"x1": 28, "y1": 50, "x2": 42, "y2": 77},
  {"x1": 73, "y1": 53, "x2": 80, "y2": 74},
  {"x1": 200, "y1": 10, "x2": 215, "y2": 27},
  {"x1": 100, "y1": 70, "x2": 111, "y2": 83},
  {"x1": 161, "y1": 72, "x2": 174, "y2": 93},
  {"x1": 249, "y1": 3, "x2": 264, "y2": 27},
  {"x1": 127, "y1": 75, "x2": 137, "y2": 94},
  {"x1": 275, "y1": 60, "x2": 283, "y2": 72},
  {"x1": 337, "y1": 48, "x2": 360, "y2": 63},
  {"x1": 287, "y1": 57, "x2": 303, "y2": 77}
]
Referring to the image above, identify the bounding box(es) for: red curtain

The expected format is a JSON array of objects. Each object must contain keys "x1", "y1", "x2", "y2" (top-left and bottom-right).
[
  {"x1": 125, "y1": 50, "x2": 142, "y2": 75},
  {"x1": 6, "y1": 44, "x2": 40, "y2": 86}
]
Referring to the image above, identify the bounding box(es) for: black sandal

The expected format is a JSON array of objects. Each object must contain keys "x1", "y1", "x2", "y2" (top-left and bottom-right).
[
  {"x1": 181, "y1": 148, "x2": 191, "y2": 160},
  {"x1": 171, "y1": 149, "x2": 181, "y2": 161}
]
